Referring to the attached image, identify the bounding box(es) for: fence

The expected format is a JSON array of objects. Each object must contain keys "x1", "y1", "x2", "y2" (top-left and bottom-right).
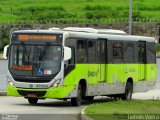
[{"x1": 0, "y1": 20, "x2": 160, "y2": 49}]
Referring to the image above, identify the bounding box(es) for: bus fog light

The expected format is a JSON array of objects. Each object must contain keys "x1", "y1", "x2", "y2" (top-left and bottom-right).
[
  {"x1": 9, "y1": 81, "x2": 14, "y2": 86},
  {"x1": 53, "y1": 83, "x2": 58, "y2": 87},
  {"x1": 8, "y1": 80, "x2": 14, "y2": 87},
  {"x1": 51, "y1": 79, "x2": 61, "y2": 88},
  {"x1": 7, "y1": 76, "x2": 14, "y2": 87}
]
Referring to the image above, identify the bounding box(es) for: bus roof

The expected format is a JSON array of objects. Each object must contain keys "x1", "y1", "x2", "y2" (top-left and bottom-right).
[
  {"x1": 68, "y1": 32, "x2": 156, "y2": 42},
  {"x1": 13, "y1": 28, "x2": 156, "y2": 43},
  {"x1": 63, "y1": 27, "x2": 127, "y2": 35}
]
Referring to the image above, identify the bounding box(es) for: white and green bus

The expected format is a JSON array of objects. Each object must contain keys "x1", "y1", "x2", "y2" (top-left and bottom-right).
[{"x1": 3, "y1": 27, "x2": 156, "y2": 106}]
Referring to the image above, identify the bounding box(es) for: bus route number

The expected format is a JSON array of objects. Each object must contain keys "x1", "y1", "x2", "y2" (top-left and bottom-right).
[{"x1": 36, "y1": 84, "x2": 48, "y2": 88}]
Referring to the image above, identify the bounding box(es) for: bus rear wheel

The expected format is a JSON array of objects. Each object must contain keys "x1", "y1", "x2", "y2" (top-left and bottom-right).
[
  {"x1": 71, "y1": 84, "x2": 82, "y2": 106},
  {"x1": 122, "y1": 82, "x2": 133, "y2": 100},
  {"x1": 28, "y1": 98, "x2": 38, "y2": 104}
]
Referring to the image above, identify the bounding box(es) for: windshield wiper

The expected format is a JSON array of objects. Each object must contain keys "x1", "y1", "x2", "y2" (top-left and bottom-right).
[
  {"x1": 39, "y1": 43, "x2": 50, "y2": 61},
  {"x1": 27, "y1": 47, "x2": 31, "y2": 66},
  {"x1": 23, "y1": 44, "x2": 32, "y2": 66}
]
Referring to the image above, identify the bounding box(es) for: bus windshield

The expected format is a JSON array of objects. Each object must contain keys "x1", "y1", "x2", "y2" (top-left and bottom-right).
[{"x1": 9, "y1": 44, "x2": 62, "y2": 77}]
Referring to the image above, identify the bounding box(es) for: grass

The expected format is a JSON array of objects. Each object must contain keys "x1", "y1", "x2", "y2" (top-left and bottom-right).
[
  {"x1": 84, "y1": 100, "x2": 160, "y2": 120},
  {"x1": 0, "y1": 0, "x2": 160, "y2": 24}
]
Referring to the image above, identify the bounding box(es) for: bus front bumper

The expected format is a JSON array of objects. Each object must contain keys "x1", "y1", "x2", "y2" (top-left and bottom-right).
[{"x1": 7, "y1": 84, "x2": 75, "y2": 99}]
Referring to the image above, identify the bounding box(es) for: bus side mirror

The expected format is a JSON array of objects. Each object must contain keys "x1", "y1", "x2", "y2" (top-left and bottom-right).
[
  {"x1": 3, "y1": 45, "x2": 9, "y2": 60},
  {"x1": 63, "y1": 47, "x2": 71, "y2": 61}
]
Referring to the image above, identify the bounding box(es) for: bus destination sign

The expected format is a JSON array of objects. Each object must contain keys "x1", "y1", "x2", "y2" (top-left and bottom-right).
[
  {"x1": 11, "y1": 33, "x2": 63, "y2": 43},
  {"x1": 18, "y1": 35, "x2": 57, "y2": 41}
]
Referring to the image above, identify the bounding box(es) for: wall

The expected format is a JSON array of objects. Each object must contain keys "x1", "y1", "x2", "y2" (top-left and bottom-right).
[{"x1": 0, "y1": 22, "x2": 160, "y2": 49}]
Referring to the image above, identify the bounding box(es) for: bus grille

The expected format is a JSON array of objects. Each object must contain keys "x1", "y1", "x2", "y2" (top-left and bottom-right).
[{"x1": 17, "y1": 90, "x2": 47, "y2": 97}]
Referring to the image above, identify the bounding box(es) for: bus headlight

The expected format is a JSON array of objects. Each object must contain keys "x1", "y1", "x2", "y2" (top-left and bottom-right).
[{"x1": 51, "y1": 79, "x2": 61, "y2": 88}]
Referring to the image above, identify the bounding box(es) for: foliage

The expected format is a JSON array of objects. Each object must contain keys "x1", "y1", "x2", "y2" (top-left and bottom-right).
[
  {"x1": 84, "y1": 5, "x2": 112, "y2": 11},
  {"x1": 0, "y1": 30, "x2": 9, "y2": 50},
  {"x1": 0, "y1": 0, "x2": 160, "y2": 24},
  {"x1": 156, "y1": 44, "x2": 160, "y2": 52}
]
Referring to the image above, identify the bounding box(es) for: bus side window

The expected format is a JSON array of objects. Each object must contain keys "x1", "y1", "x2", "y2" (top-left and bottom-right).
[
  {"x1": 68, "y1": 47, "x2": 75, "y2": 65},
  {"x1": 112, "y1": 41, "x2": 124, "y2": 63},
  {"x1": 77, "y1": 40, "x2": 87, "y2": 63},
  {"x1": 124, "y1": 42, "x2": 134, "y2": 63},
  {"x1": 146, "y1": 42, "x2": 156, "y2": 64},
  {"x1": 64, "y1": 47, "x2": 76, "y2": 77},
  {"x1": 88, "y1": 40, "x2": 96, "y2": 63}
]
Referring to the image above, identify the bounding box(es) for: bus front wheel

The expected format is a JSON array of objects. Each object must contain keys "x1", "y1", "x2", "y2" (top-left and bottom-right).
[
  {"x1": 71, "y1": 84, "x2": 82, "y2": 106},
  {"x1": 28, "y1": 98, "x2": 38, "y2": 104}
]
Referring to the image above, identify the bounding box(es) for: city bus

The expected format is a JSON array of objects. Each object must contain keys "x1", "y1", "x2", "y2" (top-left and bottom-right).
[{"x1": 3, "y1": 27, "x2": 156, "y2": 106}]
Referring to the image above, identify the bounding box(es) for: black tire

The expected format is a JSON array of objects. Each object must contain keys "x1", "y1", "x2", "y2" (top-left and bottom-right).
[
  {"x1": 28, "y1": 98, "x2": 38, "y2": 104},
  {"x1": 83, "y1": 96, "x2": 94, "y2": 101},
  {"x1": 122, "y1": 82, "x2": 133, "y2": 100},
  {"x1": 113, "y1": 95, "x2": 122, "y2": 101},
  {"x1": 71, "y1": 84, "x2": 82, "y2": 106},
  {"x1": 113, "y1": 96, "x2": 118, "y2": 100}
]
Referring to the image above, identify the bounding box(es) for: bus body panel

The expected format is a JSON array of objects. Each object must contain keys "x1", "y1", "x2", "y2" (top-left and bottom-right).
[
  {"x1": 7, "y1": 64, "x2": 156, "y2": 98},
  {"x1": 7, "y1": 84, "x2": 76, "y2": 99},
  {"x1": 6, "y1": 29, "x2": 157, "y2": 102}
]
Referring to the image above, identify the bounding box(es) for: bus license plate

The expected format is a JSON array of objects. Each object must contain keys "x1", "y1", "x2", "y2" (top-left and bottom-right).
[{"x1": 26, "y1": 93, "x2": 37, "y2": 98}]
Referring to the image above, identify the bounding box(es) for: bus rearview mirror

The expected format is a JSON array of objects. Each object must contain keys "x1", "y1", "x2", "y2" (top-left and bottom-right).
[
  {"x1": 3, "y1": 45, "x2": 9, "y2": 60},
  {"x1": 63, "y1": 47, "x2": 71, "y2": 61}
]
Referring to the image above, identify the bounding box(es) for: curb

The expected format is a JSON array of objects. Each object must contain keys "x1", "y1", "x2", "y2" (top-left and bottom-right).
[
  {"x1": 0, "y1": 91, "x2": 7, "y2": 96},
  {"x1": 81, "y1": 106, "x2": 93, "y2": 120}
]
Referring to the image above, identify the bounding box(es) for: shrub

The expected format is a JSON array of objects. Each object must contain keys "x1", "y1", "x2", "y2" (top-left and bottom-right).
[
  {"x1": 0, "y1": 30, "x2": 9, "y2": 50},
  {"x1": 132, "y1": 11, "x2": 142, "y2": 20},
  {"x1": 85, "y1": 10, "x2": 118, "y2": 20},
  {"x1": 19, "y1": 5, "x2": 65, "y2": 12},
  {"x1": 84, "y1": 5, "x2": 111, "y2": 11},
  {"x1": 156, "y1": 44, "x2": 160, "y2": 52}
]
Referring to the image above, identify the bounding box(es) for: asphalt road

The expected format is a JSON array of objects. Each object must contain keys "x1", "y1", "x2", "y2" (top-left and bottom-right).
[
  {"x1": 0, "y1": 96, "x2": 121, "y2": 120},
  {"x1": 0, "y1": 96, "x2": 84, "y2": 120}
]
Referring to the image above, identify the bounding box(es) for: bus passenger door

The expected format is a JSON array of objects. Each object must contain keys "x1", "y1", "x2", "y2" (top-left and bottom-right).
[
  {"x1": 138, "y1": 41, "x2": 146, "y2": 81},
  {"x1": 97, "y1": 40, "x2": 106, "y2": 83}
]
